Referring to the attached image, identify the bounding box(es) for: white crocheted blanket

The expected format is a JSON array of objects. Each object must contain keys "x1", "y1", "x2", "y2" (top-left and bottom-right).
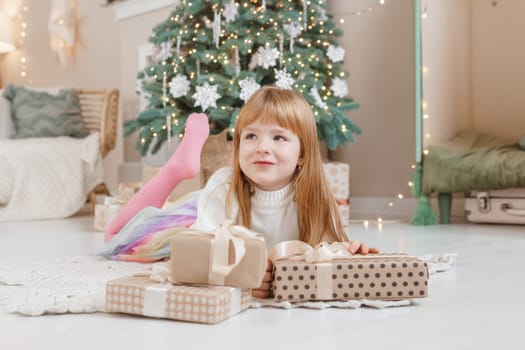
[
  {"x1": 0, "y1": 133, "x2": 103, "y2": 221},
  {"x1": 0, "y1": 254, "x2": 456, "y2": 316}
]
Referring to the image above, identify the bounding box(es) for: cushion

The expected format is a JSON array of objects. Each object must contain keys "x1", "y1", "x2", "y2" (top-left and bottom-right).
[
  {"x1": 422, "y1": 130, "x2": 525, "y2": 193},
  {"x1": 0, "y1": 89, "x2": 15, "y2": 139},
  {"x1": 2, "y1": 85, "x2": 90, "y2": 139}
]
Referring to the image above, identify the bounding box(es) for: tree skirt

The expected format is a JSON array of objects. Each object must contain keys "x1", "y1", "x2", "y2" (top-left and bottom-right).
[{"x1": 0, "y1": 254, "x2": 456, "y2": 316}]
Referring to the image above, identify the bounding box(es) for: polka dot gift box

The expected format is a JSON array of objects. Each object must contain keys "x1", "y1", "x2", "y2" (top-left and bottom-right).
[
  {"x1": 322, "y1": 162, "x2": 350, "y2": 226},
  {"x1": 269, "y1": 242, "x2": 429, "y2": 302},
  {"x1": 106, "y1": 275, "x2": 252, "y2": 324}
]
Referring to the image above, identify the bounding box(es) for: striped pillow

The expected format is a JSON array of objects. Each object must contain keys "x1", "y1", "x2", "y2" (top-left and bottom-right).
[{"x1": 2, "y1": 85, "x2": 90, "y2": 139}]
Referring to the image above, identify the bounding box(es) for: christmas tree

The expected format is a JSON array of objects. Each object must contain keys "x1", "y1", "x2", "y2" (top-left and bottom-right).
[{"x1": 127, "y1": 0, "x2": 360, "y2": 156}]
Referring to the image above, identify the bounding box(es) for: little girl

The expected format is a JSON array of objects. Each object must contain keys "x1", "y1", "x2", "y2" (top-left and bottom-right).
[{"x1": 103, "y1": 86, "x2": 378, "y2": 297}]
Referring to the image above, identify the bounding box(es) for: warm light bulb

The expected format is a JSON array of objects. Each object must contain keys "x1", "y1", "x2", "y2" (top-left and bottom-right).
[{"x1": 397, "y1": 194, "x2": 404, "y2": 199}]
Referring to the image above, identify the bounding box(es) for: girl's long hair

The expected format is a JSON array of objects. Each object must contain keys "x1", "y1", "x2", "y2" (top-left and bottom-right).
[{"x1": 226, "y1": 86, "x2": 348, "y2": 245}]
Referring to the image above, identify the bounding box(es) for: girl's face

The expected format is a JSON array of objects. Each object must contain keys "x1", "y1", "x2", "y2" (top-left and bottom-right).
[{"x1": 239, "y1": 121, "x2": 302, "y2": 191}]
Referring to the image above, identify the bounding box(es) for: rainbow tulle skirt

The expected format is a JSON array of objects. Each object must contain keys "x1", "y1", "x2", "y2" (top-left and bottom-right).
[{"x1": 98, "y1": 190, "x2": 200, "y2": 263}]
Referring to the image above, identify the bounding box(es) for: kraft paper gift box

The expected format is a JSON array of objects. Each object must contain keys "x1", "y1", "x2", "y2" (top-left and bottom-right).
[
  {"x1": 116, "y1": 182, "x2": 143, "y2": 202},
  {"x1": 169, "y1": 220, "x2": 267, "y2": 288},
  {"x1": 322, "y1": 162, "x2": 350, "y2": 226},
  {"x1": 94, "y1": 197, "x2": 123, "y2": 232},
  {"x1": 269, "y1": 241, "x2": 428, "y2": 302},
  {"x1": 106, "y1": 275, "x2": 252, "y2": 324}
]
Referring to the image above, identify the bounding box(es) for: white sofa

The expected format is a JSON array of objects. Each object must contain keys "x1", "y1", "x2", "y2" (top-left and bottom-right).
[{"x1": 0, "y1": 87, "x2": 119, "y2": 221}]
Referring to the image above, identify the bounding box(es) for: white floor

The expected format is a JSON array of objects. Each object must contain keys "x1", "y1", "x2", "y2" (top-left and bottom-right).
[{"x1": 1, "y1": 212, "x2": 524, "y2": 350}]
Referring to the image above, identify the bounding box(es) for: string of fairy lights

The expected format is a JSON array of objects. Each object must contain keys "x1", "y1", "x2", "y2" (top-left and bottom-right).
[
  {"x1": 139, "y1": 0, "x2": 393, "y2": 149},
  {"x1": 141, "y1": 0, "x2": 403, "y2": 225},
  {"x1": 3, "y1": 0, "x2": 30, "y2": 83},
  {"x1": 17, "y1": 2, "x2": 29, "y2": 82},
  {"x1": 336, "y1": 0, "x2": 389, "y2": 21},
  {"x1": 332, "y1": 0, "x2": 414, "y2": 226},
  {"x1": 371, "y1": 1, "x2": 430, "y2": 226}
]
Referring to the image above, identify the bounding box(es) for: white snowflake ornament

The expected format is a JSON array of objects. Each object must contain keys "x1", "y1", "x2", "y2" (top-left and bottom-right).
[
  {"x1": 223, "y1": 2, "x2": 238, "y2": 23},
  {"x1": 331, "y1": 78, "x2": 348, "y2": 98},
  {"x1": 310, "y1": 86, "x2": 327, "y2": 109},
  {"x1": 283, "y1": 21, "x2": 302, "y2": 53},
  {"x1": 274, "y1": 68, "x2": 295, "y2": 90},
  {"x1": 314, "y1": 5, "x2": 328, "y2": 21},
  {"x1": 327, "y1": 45, "x2": 345, "y2": 63},
  {"x1": 213, "y1": 10, "x2": 221, "y2": 49},
  {"x1": 192, "y1": 82, "x2": 221, "y2": 112},
  {"x1": 169, "y1": 74, "x2": 191, "y2": 98},
  {"x1": 155, "y1": 41, "x2": 173, "y2": 62},
  {"x1": 239, "y1": 77, "x2": 261, "y2": 101},
  {"x1": 257, "y1": 46, "x2": 280, "y2": 69}
]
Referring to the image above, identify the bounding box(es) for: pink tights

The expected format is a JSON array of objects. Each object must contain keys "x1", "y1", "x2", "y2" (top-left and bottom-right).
[{"x1": 104, "y1": 113, "x2": 209, "y2": 242}]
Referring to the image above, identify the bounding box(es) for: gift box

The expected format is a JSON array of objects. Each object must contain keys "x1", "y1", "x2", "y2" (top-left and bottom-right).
[
  {"x1": 169, "y1": 220, "x2": 267, "y2": 288},
  {"x1": 93, "y1": 183, "x2": 143, "y2": 231},
  {"x1": 268, "y1": 241, "x2": 428, "y2": 302},
  {"x1": 94, "y1": 197, "x2": 123, "y2": 232},
  {"x1": 322, "y1": 162, "x2": 350, "y2": 225},
  {"x1": 106, "y1": 275, "x2": 252, "y2": 324},
  {"x1": 272, "y1": 255, "x2": 428, "y2": 302},
  {"x1": 116, "y1": 182, "x2": 143, "y2": 202}
]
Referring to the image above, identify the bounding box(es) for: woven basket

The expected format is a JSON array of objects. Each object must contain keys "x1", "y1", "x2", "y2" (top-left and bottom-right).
[{"x1": 200, "y1": 129, "x2": 233, "y2": 187}]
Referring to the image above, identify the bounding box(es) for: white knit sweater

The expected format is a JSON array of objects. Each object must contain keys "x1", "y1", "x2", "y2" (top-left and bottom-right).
[{"x1": 191, "y1": 166, "x2": 299, "y2": 248}]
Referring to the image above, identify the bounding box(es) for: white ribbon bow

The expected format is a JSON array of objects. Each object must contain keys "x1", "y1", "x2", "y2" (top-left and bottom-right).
[
  {"x1": 209, "y1": 219, "x2": 248, "y2": 284},
  {"x1": 268, "y1": 240, "x2": 352, "y2": 263},
  {"x1": 169, "y1": 220, "x2": 263, "y2": 285}
]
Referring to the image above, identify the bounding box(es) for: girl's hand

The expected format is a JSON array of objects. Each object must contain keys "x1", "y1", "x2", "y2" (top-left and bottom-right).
[
  {"x1": 348, "y1": 240, "x2": 380, "y2": 255},
  {"x1": 252, "y1": 260, "x2": 273, "y2": 298}
]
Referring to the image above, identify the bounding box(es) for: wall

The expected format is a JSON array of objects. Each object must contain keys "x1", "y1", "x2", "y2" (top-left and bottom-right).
[
  {"x1": 117, "y1": 7, "x2": 173, "y2": 164},
  {"x1": 328, "y1": 0, "x2": 416, "y2": 201},
  {"x1": 0, "y1": 0, "x2": 122, "y2": 191},
  {"x1": 118, "y1": 1, "x2": 418, "y2": 202},
  {"x1": 472, "y1": 0, "x2": 525, "y2": 139},
  {"x1": 423, "y1": 0, "x2": 525, "y2": 143},
  {"x1": 1, "y1": 0, "x2": 418, "y2": 206},
  {"x1": 421, "y1": 0, "x2": 472, "y2": 146}
]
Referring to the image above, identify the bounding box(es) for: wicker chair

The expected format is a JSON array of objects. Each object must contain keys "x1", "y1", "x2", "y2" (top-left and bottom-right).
[
  {"x1": 77, "y1": 89, "x2": 119, "y2": 204},
  {"x1": 200, "y1": 129, "x2": 233, "y2": 188}
]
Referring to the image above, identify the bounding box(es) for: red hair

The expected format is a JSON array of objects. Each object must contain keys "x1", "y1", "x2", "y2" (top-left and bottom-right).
[{"x1": 226, "y1": 86, "x2": 347, "y2": 245}]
